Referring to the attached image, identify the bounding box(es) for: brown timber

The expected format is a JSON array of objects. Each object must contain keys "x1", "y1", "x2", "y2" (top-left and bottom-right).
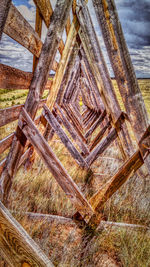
[{"x1": 19, "y1": 108, "x2": 93, "y2": 222}]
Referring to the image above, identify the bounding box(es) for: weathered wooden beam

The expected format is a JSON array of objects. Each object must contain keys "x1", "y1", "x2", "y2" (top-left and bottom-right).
[
  {"x1": 92, "y1": 0, "x2": 150, "y2": 172},
  {"x1": 4, "y1": 4, "x2": 41, "y2": 57},
  {"x1": 33, "y1": 7, "x2": 42, "y2": 72},
  {"x1": 56, "y1": 104, "x2": 89, "y2": 156},
  {"x1": 4, "y1": 4, "x2": 57, "y2": 71},
  {"x1": 77, "y1": 1, "x2": 134, "y2": 158},
  {"x1": 90, "y1": 120, "x2": 111, "y2": 151},
  {"x1": 0, "y1": 99, "x2": 46, "y2": 127},
  {"x1": 19, "y1": 108, "x2": 93, "y2": 222},
  {"x1": 56, "y1": 44, "x2": 80, "y2": 105},
  {"x1": 67, "y1": 104, "x2": 83, "y2": 132},
  {"x1": 80, "y1": 49, "x2": 105, "y2": 112},
  {"x1": 84, "y1": 112, "x2": 98, "y2": 130},
  {"x1": 0, "y1": 159, "x2": 6, "y2": 176},
  {"x1": 0, "y1": 201, "x2": 53, "y2": 266},
  {"x1": 85, "y1": 110, "x2": 106, "y2": 139},
  {"x1": 43, "y1": 105, "x2": 88, "y2": 167},
  {"x1": 0, "y1": 0, "x2": 72, "y2": 203},
  {"x1": 0, "y1": 64, "x2": 53, "y2": 90},
  {"x1": 88, "y1": 150, "x2": 144, "y2": 228},
  {"x1": 33, "y1": 0, "x2": 71, "y2": 54},
  {"x1": 0, "y1": 133, "x2": 14, "y2": 155},
  {"x1": 86, "y1": 128, "x2": 117, "y2": 166},
  {"x1": 46, "y1": 16, "x2": 80, "y2": 110},
  {"x1": 0, "y1": 0, "x2": 11, "y2": 39}
]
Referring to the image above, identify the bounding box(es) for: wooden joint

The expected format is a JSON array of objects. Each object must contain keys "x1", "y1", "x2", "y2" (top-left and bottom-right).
[
  {"x1": 114, "y1": 111, "x2": 128, "y2": 131},
  {"x1": 15, "y1": 126, "x2": 27, "y2": 147},
  {"x1": 138, "y1": 125, "x2": 150, "y2": 160}
]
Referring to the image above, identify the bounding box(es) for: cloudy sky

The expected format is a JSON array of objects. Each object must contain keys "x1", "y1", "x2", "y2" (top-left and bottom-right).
[{"x1": 0, "y1": 0, "x2": 150, "y2": 77}]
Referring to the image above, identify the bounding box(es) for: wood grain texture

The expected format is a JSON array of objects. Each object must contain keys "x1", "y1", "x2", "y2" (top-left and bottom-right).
[
  {"x1": 90, "y1": 120, "x2": 111, "y2": 151},
  {"x1": 0, "y1": 201, "x2": 53, "y2": 266},
  {"x1": 0, "y1": 0, "x2": 72, "y2": 203},
  {"x1": 0, "y1": 64, "x2": 53, "y2": 90},
  {"x1": 0, "y1": 133, "x2": 14, "y2": 154},
  {"x1": 4, "y1": 4, "x2": 42, "y2": 57},
  {"x1": 46, "y1": 15, "x2": 80, "y2": 110},
  {"x1": 4, "y1": 4, "x2": 57, "y2": 71},
  {"x1": 89, "y1": 150, "x2": 144, "y2": 228},
  {"x1": 0, "y1": 0, "x2": 12, "y2": 39},
  {"x1": 0, "y1": 99, "x2": 46, "y2": 127},
  {"x1": 33, "y1": 0, "x2": 67, "y2": 54},
  {"x1": 19, "y1": 108, "x2": 94, "y2": 222},
  {"x1": 33, "y1": 7, "x2": 42, "y2": 72},
  {"x1": 43, "y1": 105, "x2": 88, "y2": 167},
  {"x1": 85, "y1": 110, "x2": 106, "y2": 139}
]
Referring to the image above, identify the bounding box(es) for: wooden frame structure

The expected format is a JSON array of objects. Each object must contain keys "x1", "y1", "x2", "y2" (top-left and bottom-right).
[{"x1": 0, "y1": 0, "x2": 149, "y2": 265}]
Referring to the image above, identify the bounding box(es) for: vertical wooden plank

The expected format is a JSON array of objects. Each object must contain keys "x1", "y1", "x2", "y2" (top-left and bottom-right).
[
  {"x1": 0, "y1": 0, "x2": 73, "y2": 203},
  {"x1": 92, "y1": 0, "x2": 150, "y2": 172},
  {"x1": 33, "y1": 7, "x2": 42, "y2": 72},
  {"x1": 0, "y1": 0, "x2": 11, "y2": 39},
  {"x1": 55, "y1": 104, "x2": 89, "y2": 156}
]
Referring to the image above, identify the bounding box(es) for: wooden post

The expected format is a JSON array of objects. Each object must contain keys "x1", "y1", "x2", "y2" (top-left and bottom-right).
[
  {"x1": 0, "y1": 0, "x2": 11, "y2": 39},
  {"x1": 0, "y1": 0, "x2": 73, "y2": 203},
  {"x1": 33, "y1": 7, "x2": 42, "y2": 72},
  {"x1": 4, "y1": 4, "x2": 58, "y2": 71},
  {"x1": 92, "y1": 0, "x2": 150, "y2": 172},
  {"x1": 77, "y1": 1, "x2": 135, "y2": 159}
]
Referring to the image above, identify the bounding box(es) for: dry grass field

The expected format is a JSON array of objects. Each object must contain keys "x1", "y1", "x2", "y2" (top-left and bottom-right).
[{"x1": 0, "y1": 79, "x2": 150, "y2": 266}]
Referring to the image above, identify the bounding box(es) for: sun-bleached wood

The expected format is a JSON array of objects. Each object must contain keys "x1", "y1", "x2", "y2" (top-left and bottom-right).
[
  {"x1": 0, "y1": 133, "x2": 14, "y2": 154},
  {"x1": 0, "y1": 0, "x2": 73, "y2": 203},
  {"x1": 77, "y1": 1, "x2": 134, "y2": 158}
]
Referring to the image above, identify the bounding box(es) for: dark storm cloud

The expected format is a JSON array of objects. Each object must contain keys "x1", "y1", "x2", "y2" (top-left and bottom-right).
[{"x1": 115, "y1": 0, "x2": 150, "y2": 48}]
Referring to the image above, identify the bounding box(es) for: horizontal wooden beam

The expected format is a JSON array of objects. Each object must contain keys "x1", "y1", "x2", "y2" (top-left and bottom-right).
[
  {"x1": 0, "y1": 201, "x2": 53, "y2": 266},
  {"x1": 0, "y1": 99, "x2": 46, "y2": 127},
  {"x1": 43, "y1": 105, "x2": 88, "y2": 167},
  {"x1": 86, "y1": 128, "x2": 117, "y2": 166},
  {"x1": 19, "y1": 108, "x2": 94, "y2": 222},
  {"x1": 0, "y1": 133, "x2": 14, "y2": 154},
  {"x1": 4, "y1": 4, "x2": 58, "y2": 71},
  {"x1": 0, "y1": 63, "x2": 53, "y2": 90}
]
